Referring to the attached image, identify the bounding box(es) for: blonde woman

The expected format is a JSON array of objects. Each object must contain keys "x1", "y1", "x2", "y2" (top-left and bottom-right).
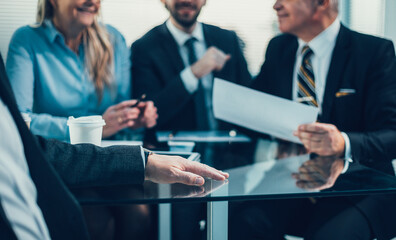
[{"x1": 6, "y1": 0, "x2": 158, "y2": 140}]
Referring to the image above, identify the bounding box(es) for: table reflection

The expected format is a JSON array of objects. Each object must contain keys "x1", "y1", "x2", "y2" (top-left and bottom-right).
[
  {"x1": 292, "y1": 156, "x2": 345, "y2": 190},
  {"x1": 73, "y1": 137, "x2": 396, "y2": 204}
]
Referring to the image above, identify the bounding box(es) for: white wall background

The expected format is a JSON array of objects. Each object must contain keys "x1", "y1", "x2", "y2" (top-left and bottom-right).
[{"x1": 0, "y1": 0, "x2": 394, "y2": 75}]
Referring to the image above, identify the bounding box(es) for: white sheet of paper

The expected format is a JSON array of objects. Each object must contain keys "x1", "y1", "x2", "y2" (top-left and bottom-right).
[{"x1": 213, "y1": 78, "x2": 319, "y2": 143}]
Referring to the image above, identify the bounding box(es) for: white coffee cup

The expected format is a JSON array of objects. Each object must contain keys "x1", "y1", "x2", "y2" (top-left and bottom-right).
[
  {"x1": 67, "y1": 115, "x2": 106, "y2": 146},
  {"x1": 21, "y1": 113, "x2": 31, "y2": 129}
]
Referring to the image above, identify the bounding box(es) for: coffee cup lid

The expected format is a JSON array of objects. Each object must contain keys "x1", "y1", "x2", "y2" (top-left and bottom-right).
[{"x1": 67, "y1": 115, "x2": 106, "y2": 126}]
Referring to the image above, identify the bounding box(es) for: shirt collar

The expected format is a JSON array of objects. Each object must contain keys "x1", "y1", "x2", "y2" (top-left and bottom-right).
[
  {"x1": 166, "y1": 19, "x2": 205, "y2": 47},
  {"x1": 43, "y1": 19, "x2": 63, "y2": 43},
  {"x1": 298, "y1": 18, "x2": 341, "y2": 58}
]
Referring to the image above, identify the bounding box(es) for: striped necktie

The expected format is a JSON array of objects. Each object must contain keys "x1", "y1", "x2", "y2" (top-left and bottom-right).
[{"x1": 297, "y1": 45, "x2": 318, "y2": 107}]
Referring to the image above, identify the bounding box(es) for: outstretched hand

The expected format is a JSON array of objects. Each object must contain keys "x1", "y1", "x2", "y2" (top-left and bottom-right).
[{"x1": 145, "y1": 154, "x2": 229, "y2": 186}]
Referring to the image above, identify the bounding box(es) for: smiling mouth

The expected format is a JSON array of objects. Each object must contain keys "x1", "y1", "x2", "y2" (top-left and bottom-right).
[
  {"x1": 177, "y1": 7, "x2": 195, "y2": 11},
  {"x1": 77, "y1": 7, "x2": 97, "y2": 14},
  {"x1": 277, "y1": 15, "x2": 289, "y2": 21},
  {"x1": 175, "y1": 3, "x2": 197, "y2": 11}
]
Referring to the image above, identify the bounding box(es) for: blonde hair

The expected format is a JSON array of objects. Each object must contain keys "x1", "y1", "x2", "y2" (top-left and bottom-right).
[{"x1": 36, "y1": 0, "x2": 114, "y2": 103}]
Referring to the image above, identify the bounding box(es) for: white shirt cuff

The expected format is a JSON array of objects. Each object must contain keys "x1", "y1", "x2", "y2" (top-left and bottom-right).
[
  {"x1": 180, "y1": 67, "x2": 199, "y2": 93},
  {"x1": 140, "y1": 146, "x2": 146, "y2": 168},
  {"x1": 340, "y1": 132, "x2": 353, "y2": 174}
]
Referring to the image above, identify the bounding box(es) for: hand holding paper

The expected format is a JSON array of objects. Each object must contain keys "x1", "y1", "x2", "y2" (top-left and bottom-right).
[
  {"x1": 213, "y1": 78, "x2": 319, "y2": 143},
  {"x1": 293, "y1": 123, "x2": 345, "y2": 156}
]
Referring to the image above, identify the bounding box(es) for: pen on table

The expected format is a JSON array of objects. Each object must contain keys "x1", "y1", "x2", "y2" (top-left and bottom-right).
[{"x1": 130, "y1": 94, "x2": 146, "y2": 108}]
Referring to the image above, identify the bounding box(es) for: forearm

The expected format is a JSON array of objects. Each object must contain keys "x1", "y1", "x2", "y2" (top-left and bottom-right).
[
  {"x1": 30, "y1": 113, "x2": 69, "y2": 140},
  {"x1": 36, "y1": 136, "x2": 145, "y2": 187}
]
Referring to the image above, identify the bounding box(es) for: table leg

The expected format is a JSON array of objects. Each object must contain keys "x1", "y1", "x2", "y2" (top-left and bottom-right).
[
  {"x1": 158, "y1": 183, "x2": 172, "y2": 240},
  {"x1": 158, "y1": 203, "x2": 171, "y2": 240},
  {"x1": 207, "y1": 201, "x2": 228, "y2": 240}
]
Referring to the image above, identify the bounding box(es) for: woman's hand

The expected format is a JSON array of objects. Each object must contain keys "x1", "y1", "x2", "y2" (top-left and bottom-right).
[
  {"x1": 102, "y1": 100, "x2": 141, "y2": 138},
  {"x1": 101, "y1": 100, "x2": 158, "y2": 138},
  {"x1": 132, "y1": 101, "x2": 158, "y2": 129}
]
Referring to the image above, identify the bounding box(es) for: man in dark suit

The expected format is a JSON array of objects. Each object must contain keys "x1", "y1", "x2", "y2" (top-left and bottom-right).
[
  {"x1": 131, "y1": 0, "x2": 251, "y2": 131},
  {"x1": 0, "y1": 53, "x2": 228, "y2": 239},
  {"x1": 230, "y1": 0, "x2": 396, "y2": 239}
]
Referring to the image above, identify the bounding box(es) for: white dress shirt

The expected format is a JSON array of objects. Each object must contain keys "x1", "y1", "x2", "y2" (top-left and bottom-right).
[
  {"x1": 166, "y1": 20, "x2": 210, "y2": 93},
  {"x1": 292, "y1": 18, "x2": 352, "y2": 171},
  {"x1": 166, "y1": 20, "x2": 217, "y2": 129},
  {"x1": 292, "y1": 18, "x2": 340, "y2": 111},
  {"x1": 0, "y1": 99, "x2": 51, "y2": 240}
]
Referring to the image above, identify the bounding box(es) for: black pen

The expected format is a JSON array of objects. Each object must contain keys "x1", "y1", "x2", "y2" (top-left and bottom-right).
[{"x1": 130, "y1": 94, "x2": 146, "y2": 108}]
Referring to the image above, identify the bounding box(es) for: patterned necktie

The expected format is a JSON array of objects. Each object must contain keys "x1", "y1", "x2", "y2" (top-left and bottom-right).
[
  {"x1": 185, "y1": 37, "x2": 209, "y2": 130},
  {"x1": 297, "y1": 46, "x2": 318, "y2": 107}
]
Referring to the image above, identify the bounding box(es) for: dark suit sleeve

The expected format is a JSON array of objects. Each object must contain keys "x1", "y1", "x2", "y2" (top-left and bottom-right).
[
  {"x1": 131, "y1": 40, "x2": 193, "y2": 127},
  {"x1": 347, "y1": 41, "x2": 396, "y2": 162},
  {"x1": 36, "y1": 136, "x2": 145, "y2": 187}
]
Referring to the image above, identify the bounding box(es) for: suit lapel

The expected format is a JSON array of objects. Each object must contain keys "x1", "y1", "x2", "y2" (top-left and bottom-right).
[
  {"x1": 0, "y1": 55, "x2": 18, "y2": 108},
  {"x1": 158, "y1": 23, "x2": 186, "y2": 71},
  {"x1": 202, "y1": 24, "x2": 215, "y2": 47},
  {"x1": 280, "y1": 36, "x2": 298, "y2": 100},
  {"x1": 202, "y1": 24, "x2": 218, "y2": 80},
  {"x1": 321, "y1": 25, "x2": 351, "y2": 122},
  {"x1": 202, "y1": 24, "x2": 223, "y2": 80},
  {"x1": 0, "y1": 55, "x2": 35, "y2": 147}
]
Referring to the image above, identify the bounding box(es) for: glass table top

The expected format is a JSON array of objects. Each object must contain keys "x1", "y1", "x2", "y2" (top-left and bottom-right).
[{"x1": 72, "y1": 136, "x2": 396, "y2": 205}]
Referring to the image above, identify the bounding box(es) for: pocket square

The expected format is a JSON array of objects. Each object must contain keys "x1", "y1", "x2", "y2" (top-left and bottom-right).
[{"x1": 336, "y1": 89, "x2": 356, "y2": 97}]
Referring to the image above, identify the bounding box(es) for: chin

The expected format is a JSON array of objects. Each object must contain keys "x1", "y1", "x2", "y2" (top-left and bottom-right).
[
  {"x1": 278, "y1": 25, "x2": 291, "y2": 34},
  {"x1": 278, "y1": 26, "x2": 287, "y2": 33},
  {"x1": 79, "y1": 19, "x2": 95, "y2": 27}
]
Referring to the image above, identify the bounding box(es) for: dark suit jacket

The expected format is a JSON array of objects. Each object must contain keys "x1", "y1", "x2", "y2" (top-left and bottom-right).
[
  {"x1": 252, "y1": 25, "x2": 396, "y2": 175},
  {"x1": 131, "y1": 22, "x2": 251, "y2": 130},
  {"x1": 252, "y1": 25, "x2": 396, "y2": 239},
  {"x1": 0, "y1": 53, "x2": 145, "y2": 239}
]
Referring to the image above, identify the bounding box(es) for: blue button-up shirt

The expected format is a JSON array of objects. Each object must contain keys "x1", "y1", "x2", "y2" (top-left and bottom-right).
[{"x1": 6, "y1": 20, "x2": 131, "y2": 140}]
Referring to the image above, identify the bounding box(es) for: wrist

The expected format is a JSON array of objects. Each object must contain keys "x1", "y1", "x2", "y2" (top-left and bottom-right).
[
  {"x1": 336, "y1": 132, "x2": 346, "y2": 157},
  {"x1": 102, "y1": 126, "x2": 112, "y2": 139},
  {"x1": 341, "y1": 158, "x2": 353, "y2": 174},
  {"x1": 191, "y1": 62, "x2": 212, "y2": 79},
  {"x1": 143, "y1": 148, "x2": 154, "y2": 180},
  {"x1": 340, "y1": 132, "x2": 353, "y2": 173},
  {"x1": 143, "y1": 148, "x2": 153, "y2": 166},
  {"x1": 190, "y1": 63, "x2": 203, "y2": 79}
]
